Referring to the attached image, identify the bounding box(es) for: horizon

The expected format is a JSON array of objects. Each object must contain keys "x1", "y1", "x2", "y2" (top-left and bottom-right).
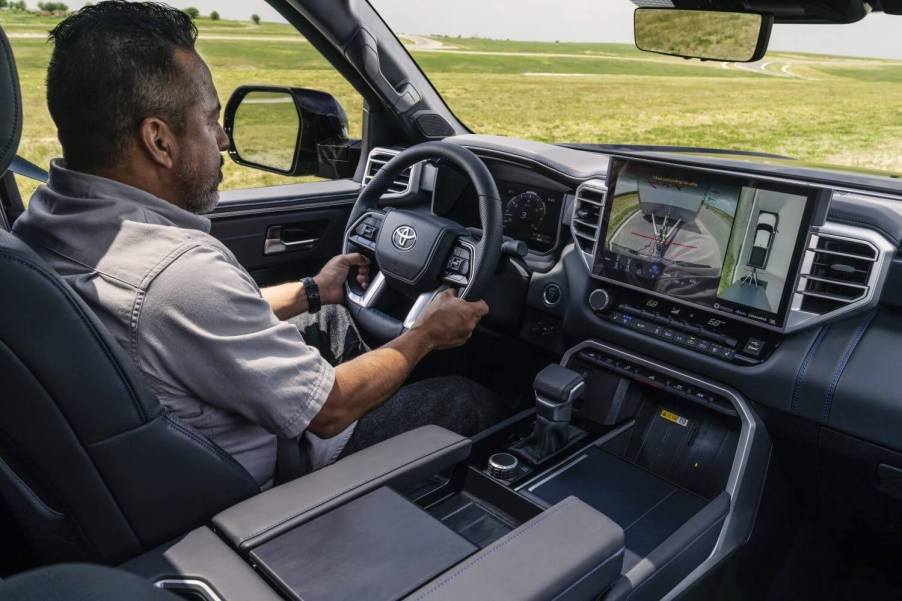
[{"x1": 11, "y1": 0, "x2": 902, "y2": 61}]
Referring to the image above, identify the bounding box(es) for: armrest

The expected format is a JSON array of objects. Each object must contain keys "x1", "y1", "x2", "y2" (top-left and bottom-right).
[
  {"x1": 213, "y1": 425, "x2": 471, "y2": 550},
  {"x1": 403, "y1": 496, "x2": 625, "y2": 601}
]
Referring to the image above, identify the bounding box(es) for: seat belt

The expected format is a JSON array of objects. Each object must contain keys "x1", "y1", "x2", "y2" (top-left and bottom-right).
[{"x1": 275, "y1": 436, "x2": 310, "y2": 484}]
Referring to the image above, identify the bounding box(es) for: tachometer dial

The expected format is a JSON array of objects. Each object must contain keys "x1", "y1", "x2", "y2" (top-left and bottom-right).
[{"x1": 504, "y1": 191, "x2": 547, "y2": 233}]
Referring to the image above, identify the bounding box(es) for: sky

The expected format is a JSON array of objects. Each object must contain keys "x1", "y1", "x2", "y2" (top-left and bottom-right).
[{"x1": 58, "y1": 0, "x2": 902, "y2": 60}]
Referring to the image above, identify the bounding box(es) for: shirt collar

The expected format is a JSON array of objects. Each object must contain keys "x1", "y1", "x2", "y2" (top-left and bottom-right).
[{"x1": 46, "y1": 159, "x2": 212, "y2": 233}]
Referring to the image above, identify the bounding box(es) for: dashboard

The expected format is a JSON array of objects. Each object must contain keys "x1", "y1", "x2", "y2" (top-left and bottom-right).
[
  {"x1": 369, "y1": 135, "x2": 902, "y2": 466},
  {"x1": 430, "y1": 159, "x2": 569, "y2": 253}
]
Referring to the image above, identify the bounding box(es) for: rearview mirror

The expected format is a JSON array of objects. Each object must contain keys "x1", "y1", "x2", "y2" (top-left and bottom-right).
[
  {"x1": 224, "y1": 85, "x2": 360, "y2": 179},
  {"x1": 634, "y1": 8, "x2": 773, "y2": 63}
]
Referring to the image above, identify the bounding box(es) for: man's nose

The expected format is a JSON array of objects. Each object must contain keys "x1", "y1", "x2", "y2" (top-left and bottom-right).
[{"x1": 217, "y1": 124, "x2": 229, "y2": 152}]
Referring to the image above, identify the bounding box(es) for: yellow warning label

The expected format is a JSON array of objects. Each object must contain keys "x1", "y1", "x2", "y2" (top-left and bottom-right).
[{"x1": 660, "y1": 409, "x2": 689, "y2": 427}]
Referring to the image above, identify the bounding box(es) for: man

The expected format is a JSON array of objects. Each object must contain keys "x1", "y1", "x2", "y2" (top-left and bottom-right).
[{"x1": 13, "y1": 1, "x2": 507, "y2": 488}]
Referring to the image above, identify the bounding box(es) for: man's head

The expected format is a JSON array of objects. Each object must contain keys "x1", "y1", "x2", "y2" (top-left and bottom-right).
[{"x1": 47, "y1": 1, "x2": 227, "y2": 213}]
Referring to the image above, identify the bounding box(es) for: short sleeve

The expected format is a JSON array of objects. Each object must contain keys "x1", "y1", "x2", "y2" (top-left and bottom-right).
[{"x1": 137, "y1": 243, "x2": 334, "y2": 439}]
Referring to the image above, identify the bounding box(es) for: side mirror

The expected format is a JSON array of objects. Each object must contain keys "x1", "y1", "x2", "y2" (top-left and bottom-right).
[
  {"x1": 634, "y1": 8, "x2": 773, "y2": 63},
  {"x1": 223, "y1": 85, "x2": 360, "y2": 179}
]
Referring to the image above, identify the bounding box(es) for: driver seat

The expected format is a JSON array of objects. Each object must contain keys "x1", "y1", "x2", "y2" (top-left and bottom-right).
[{"x1": 0, "y1": 24, "x2": 259, "y2": 566}]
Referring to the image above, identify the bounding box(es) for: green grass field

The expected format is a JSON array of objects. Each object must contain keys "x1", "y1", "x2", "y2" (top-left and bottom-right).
[{"x1": 2, "y1": 11, "x2": 901, "y2": 202}]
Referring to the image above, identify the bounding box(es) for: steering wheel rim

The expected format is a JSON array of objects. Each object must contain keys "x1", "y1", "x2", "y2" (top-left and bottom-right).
[{"x1": 342, "y1": 141, "x2": 502, "y2": 343}]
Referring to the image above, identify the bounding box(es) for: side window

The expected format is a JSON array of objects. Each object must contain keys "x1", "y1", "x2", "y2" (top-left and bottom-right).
[{"x1": 1, "y1": 0, "x2": 363, "y2": 202}]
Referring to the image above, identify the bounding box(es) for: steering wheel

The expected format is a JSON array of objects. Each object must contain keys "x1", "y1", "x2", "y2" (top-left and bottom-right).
[{"x1": 343, "y1": 141, "x2": 502, "y2": 343}]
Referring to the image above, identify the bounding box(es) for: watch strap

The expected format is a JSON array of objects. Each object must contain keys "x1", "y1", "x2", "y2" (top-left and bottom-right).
[{"x1": 301, "y1": 277, "x2": 321, "y2": 313}]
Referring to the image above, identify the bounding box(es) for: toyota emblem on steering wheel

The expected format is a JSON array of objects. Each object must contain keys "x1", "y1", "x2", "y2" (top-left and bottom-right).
[{"x1": 392, "y1": 225, "x2": 417, "y2": 250}]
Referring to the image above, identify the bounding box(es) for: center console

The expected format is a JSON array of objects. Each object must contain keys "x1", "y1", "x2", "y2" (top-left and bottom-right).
[{"x1": 124, "y1": 340, "x2": 770, "y2": 601}]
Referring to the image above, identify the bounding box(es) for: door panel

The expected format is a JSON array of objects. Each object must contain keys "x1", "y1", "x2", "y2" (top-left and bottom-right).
[{"x1": 209, "y1": 180, "x2": 359, "y2": 286}]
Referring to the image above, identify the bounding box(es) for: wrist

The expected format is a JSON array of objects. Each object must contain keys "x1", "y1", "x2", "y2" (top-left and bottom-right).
[
  {"x1": 404, "y1": 323, "x2": 437, "y2": 354},
  {"x1": 301, "y1": 276, "x2": 322, "y2": 313}
]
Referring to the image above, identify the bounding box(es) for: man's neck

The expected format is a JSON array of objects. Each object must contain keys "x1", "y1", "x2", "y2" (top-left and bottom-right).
[{"x1": 76, "y1": 162, "x2": 182, "y2": 210}]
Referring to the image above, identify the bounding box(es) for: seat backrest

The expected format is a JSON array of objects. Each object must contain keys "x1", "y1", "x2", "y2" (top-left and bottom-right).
[
  {"x1": 0, "y1": 24, "x2": 258, "y2": 566},
  {"x1": 0, "y1": 230, "x2": 260, "y2": 565}
]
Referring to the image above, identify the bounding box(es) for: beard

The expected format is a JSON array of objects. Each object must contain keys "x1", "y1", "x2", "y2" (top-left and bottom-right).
[{"x1": 178, "y1": 155, "x2": 223, "y2": 214}]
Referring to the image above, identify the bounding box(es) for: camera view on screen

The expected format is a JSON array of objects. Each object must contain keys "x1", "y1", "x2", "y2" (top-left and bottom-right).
[{"x1": 596, "y1": 161, "x2": 810, "y2": 321}]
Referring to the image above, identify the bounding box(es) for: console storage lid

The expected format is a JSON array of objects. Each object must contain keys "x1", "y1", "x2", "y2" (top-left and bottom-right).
[
  {"x1": 404, "y1": 496, "x2": 625, "y2": 601},
  {"x1": 213, "y1": 425, "x2": 471, "y2": 550}
]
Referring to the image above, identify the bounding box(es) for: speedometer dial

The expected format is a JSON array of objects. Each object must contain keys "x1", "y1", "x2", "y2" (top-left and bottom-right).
[{"x1": 504, "y1": 191, "x2": 547, "y2": 234}]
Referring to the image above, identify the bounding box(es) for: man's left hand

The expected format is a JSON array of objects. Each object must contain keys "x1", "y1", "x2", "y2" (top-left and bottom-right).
[{"x1": 314, "y1": 253, "x2": 370, "y2": 306}]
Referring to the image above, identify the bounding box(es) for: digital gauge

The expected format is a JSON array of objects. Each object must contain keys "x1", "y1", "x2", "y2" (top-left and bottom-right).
[{"x1": 503, "y1": 191, "x2": 547, "y2": 234}]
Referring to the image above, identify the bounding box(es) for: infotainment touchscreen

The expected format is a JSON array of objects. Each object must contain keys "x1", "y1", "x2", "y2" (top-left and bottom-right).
[{"x1": 593, "y1": 159, "x2": 817, "y2": 329}]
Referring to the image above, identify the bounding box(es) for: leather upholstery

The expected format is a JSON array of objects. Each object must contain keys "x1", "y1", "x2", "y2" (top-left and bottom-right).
[
  {"x1": 213, "y1": 424, "x2": 471, "y2": 550},
  {"x1": 0, "y1": 230, "x2": 259, "y2": 565},
  {"x1": 404, "y1": 496, "x2": 625, "y2": 601},
  {"x1": 0, "y1": 26, "x2": 21, "y2": 176}
]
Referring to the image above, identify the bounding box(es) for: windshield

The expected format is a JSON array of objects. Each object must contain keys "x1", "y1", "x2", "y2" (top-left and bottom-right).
[{"x1": 370, "y1": 0, "x2": 902, "y2": 175}]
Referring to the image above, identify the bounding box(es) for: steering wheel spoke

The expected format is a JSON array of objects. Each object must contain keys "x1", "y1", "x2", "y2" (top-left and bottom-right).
[
  {"x1": 345, "y1": 210, "x2": 385, "y2": 254},
  {"x1": 346, "y1": 270, "x2": 385, "y2": 308},
  {"x1": 402, "y1": 287, "x2": 445, "y2": 329}
]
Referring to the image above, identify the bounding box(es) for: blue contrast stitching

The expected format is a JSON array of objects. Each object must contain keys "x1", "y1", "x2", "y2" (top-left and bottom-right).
[
  {"x1": 791, "y1": 326, "x2": 830, "y2": 415},
  {"x1": 821, "y1": 311, "x2": 878, "y2": 424}
]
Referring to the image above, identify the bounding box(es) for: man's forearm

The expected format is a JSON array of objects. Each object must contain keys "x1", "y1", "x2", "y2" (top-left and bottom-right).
[
  {"x1": 308, "y1": 327, "x2": 434, "y2": 437},
  {"x1": 261, "y1": 280, "x2": 310, "y2": 319}
]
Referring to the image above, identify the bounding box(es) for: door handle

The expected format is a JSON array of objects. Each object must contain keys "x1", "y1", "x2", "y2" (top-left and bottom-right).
[{"x1": 264, "y1": 225, "x2": 320, "y2": 255}]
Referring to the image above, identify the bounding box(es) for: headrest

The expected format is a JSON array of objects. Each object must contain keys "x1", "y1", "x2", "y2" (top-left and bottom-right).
[{"x1": 0, "y1": 25, "x2": 22, "y2": 176}]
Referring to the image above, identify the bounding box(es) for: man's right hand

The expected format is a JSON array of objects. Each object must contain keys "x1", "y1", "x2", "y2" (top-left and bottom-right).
[{"x1": 413, "y1": 288, "x2": 489, "y2": 350}]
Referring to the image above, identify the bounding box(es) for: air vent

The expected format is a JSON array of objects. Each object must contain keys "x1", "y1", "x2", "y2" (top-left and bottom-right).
[
  {"x1": 798, "y1": 233, "x2": 878, "y2": 314},
  {"x1": 362, "y1": 148, "x2": 417, "y2": 197},
  {"x1": 571, "y1": 180, "x2": 607, "y2": 262}
]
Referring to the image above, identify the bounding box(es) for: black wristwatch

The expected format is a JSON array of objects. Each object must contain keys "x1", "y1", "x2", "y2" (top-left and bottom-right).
[{"x1": 301, "y1": 277, "x2": 321, "y2": 313}]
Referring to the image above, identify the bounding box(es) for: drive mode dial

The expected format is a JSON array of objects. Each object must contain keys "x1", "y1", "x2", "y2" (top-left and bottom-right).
[{"x1": 487, "y1": 453, "x2": 519, "y2": 480}]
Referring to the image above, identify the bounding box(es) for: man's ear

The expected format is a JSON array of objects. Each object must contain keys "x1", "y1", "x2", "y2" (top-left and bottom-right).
[{"x1": 137, "y1": 117, "x2": 177, "y2": 170}]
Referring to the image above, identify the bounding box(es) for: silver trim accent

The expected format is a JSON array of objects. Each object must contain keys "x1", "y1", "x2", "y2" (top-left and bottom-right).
[
  {"x1": 263, "y1": 225, "x2": 318, "y2": 255},
  {"x1": 557, "y1": 340, "x2": 766, "y2": 601},
  {"x1": 155, "y1": 579, "x2": 223, "y2": 601},
  {"x1": 542, "y1": 283, "x2": 562, "y2": 307},
  {"x1": 786, "y1": 222, "x2": 895, "y2": 331},
  {"x1": 570, "y1": 179, "x2": 607, "y2": 270},
  {"x1": 363, "y1": 147, "x2": 423, "y2": 199},
  {"x1": 346, "y1": 271, "x2": 385, "y2": 308},
  {"x1": 403, "y1": 288, "x2": 441, "y2": 329}
]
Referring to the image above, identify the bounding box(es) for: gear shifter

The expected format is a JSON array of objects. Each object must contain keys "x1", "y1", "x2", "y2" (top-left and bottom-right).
[{"x1": 512, "y1": 364, "x2": 586, "y2": 465}]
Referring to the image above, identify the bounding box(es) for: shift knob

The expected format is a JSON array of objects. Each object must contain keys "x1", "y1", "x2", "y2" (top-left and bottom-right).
[{"x1": 534, "y1": 364, "x2": 585, "y2": 407}]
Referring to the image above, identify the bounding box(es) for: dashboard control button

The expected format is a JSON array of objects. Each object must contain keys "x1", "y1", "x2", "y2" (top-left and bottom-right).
[
  {"x1": 588, "y1": 288, "x2": 613, "y2": 312},
  {"x1": 543, "y1": 283, "x2": 562, "y2": 306},
  {"x1": 620, "y1": 304, "x2": 642, "y2": 316},
  {"x1": 743, "y1": 338, "x2": 766, "y2": 357}
]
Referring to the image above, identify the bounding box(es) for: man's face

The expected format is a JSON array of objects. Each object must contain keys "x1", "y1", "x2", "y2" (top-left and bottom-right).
[{"x1": 173, "y1": 50, "x2": 228, "y2": 214}]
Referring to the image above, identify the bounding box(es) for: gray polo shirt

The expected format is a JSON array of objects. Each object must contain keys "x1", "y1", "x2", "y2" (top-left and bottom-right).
[{"x1": 13, "y1": 161, "x2": 336, "y2": 487}]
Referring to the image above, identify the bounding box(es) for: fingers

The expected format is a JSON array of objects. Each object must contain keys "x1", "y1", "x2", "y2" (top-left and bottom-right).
[{"x1": 343, "y1": 252, "x2": 370, "y2": 267}]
